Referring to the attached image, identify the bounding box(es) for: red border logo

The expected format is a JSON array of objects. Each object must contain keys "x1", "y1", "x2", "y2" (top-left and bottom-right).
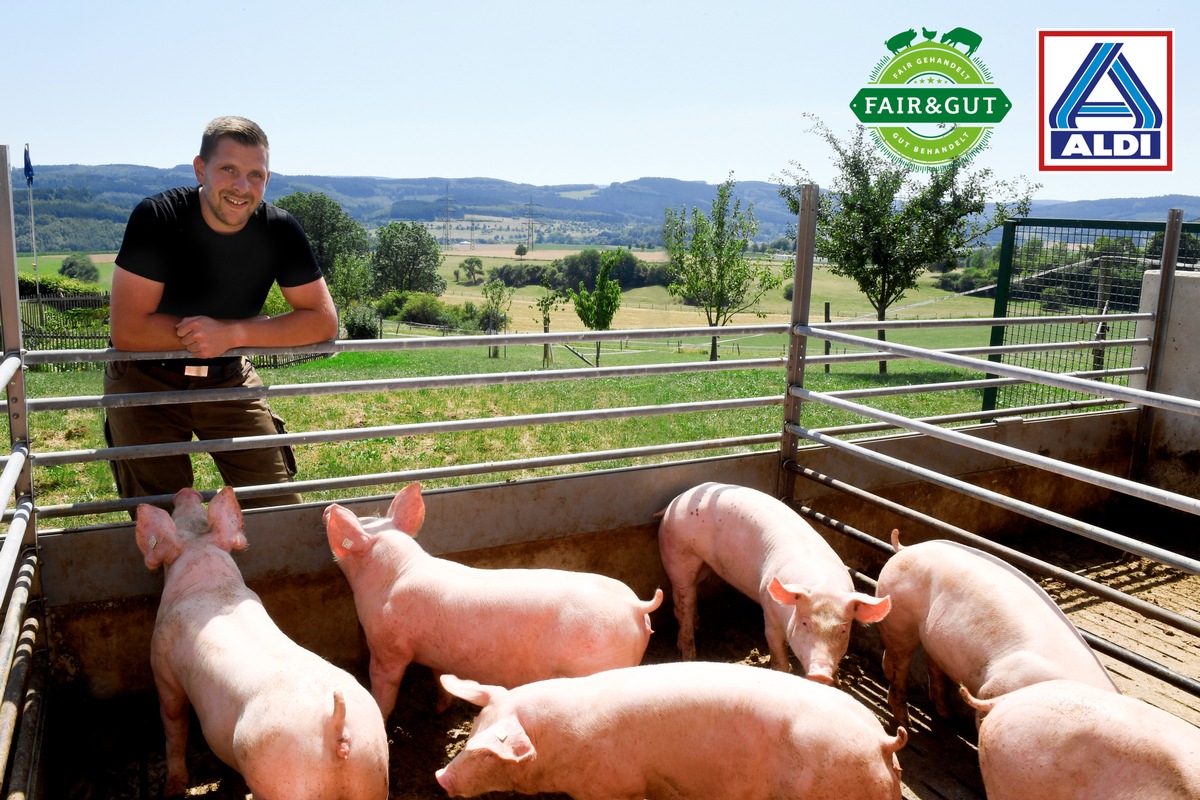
[{"x1": 1039, "y1": 29, "x2": 1173, "y2": 172}]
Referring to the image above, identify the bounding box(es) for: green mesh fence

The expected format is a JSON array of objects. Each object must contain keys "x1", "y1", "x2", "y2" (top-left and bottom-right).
[{"x1": 982, "y1": 216, "x2": 1199, "y2": 413}]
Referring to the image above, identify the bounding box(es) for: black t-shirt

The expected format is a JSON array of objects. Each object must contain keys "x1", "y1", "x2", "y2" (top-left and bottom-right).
[{"x1": 115, "y1": 186, "x2": 322, "y2": 319}]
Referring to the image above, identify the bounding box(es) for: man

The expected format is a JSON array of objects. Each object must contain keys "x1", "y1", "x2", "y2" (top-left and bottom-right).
[{"x1": 105, "y1": 115, "x2": 338, "y2": 508}]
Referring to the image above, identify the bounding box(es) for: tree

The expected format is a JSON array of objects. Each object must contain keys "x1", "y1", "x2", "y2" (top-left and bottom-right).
[
  {"x1": 326, "y1": 254, "x2": 374, "y2": 308},
  {"x1": 778, "y1": 118, "x2": 1037, "y2": 372},
  {"x1": 533, "y1": 278, "x2": 564, "y2": 368},
  {"x1": 480, "y1": 278, "x2": 515, "y2": 358},
  {"x1": 372, "y1": 221, "x2": 446, "y2": 295},
  {"x1": 461, "y1": 256, "x2": 484, "y2": 284},
  {"x1": 663, "y1": 174, "x2": 778, "y2": 361},
  {"x1": 567, "y1": 250, "x2": 623, "y2": 366},
  {"x1": 515, "y1": 243, "x2": 528, "y2": 259},
  {"x1": 58, "y1": 252, "x2": 99, "y2": 283},
  {"x1": 275, "y1": 192, "x2": 369, "y2": 277}
]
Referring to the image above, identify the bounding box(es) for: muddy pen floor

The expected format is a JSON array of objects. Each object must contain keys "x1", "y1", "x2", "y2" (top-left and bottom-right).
[{"x1": 46, "y1": 534, "x2": 1198, "y2": 800}]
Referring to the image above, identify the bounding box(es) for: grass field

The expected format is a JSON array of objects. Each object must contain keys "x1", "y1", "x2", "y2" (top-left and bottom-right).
[{"x1": 13, "y1": 249, "x2": 996, "y2": 527}]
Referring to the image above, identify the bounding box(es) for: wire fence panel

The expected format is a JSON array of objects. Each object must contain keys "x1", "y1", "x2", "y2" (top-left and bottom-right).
[{"x1": 984, "y1": 217, "x2": 1200, "y2": 413}]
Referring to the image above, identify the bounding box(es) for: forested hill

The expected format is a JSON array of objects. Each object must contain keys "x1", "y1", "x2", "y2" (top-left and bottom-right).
[{"x1": 9, "y1": 162, "x2": 1200, "y2": 253}]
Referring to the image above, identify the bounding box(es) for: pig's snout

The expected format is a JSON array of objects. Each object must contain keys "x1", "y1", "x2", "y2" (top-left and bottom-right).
[
  {"x1": 804, "y1": 667, "x2": 836, "y2": 686},
  {"x1": 435, "y1": 767, "x2": 457, "y2": 796}
]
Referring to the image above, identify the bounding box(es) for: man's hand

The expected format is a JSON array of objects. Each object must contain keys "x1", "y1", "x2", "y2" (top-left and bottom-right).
[{"x1": 176, "y1": 316, "x2": 243, "y2": 359}]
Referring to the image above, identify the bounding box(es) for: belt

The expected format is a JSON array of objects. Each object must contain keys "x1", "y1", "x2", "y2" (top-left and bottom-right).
[{"x1": 141, "y1": 358, "x2": 244, "y2": 379}]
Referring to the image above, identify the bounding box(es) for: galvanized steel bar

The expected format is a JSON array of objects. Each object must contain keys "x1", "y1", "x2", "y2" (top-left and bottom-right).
[
  {"x1": 0, "y1": 449, "x2": 27, "y2": 521},
  {"x1": 818, "y1": 312, "x2": 1150, "y2": 330},
  {"x1": 824, "y1": 368, "x2": 1142, "y2": 401},
  {"x1": 0, "y1": 501, "x2": 32, "y2": 602},
  {"x1": 33, "y1": 395, "x2": 784, "y2": 468},
  {"x1": 793, "y1": 385, "x2": 1200, "y2": 518},
  {"x1": 0, "y1": 149, "x2": 32, "y2": 511},
  {"x1": 4, "y1": 642, "x2": 45, "y2": 800},
  {"x1": 0, "y1": 550, "x2": 35, "y2": 763},
  {"x1": 34, "y1": 433, "x2": 782, "y2": 520},
  {"x1": 0, "y1": 358, "x2": 20, "y2": 393},
  {"x1": 791, "y1": 466, "x2": 1200, "y2": 638},
  {"x1": 786, "y1": 424, "x2": 1200, "y2": 575},
  {"x1": 779, "y1": 183, "x2": 820, "y2": 498},
  {"x1": 21, "y1": 324, "x2": 791, "y2": 365},
  {"x1": 1082, "y1": 631, "x2": 1200, "y2": 696},
  {"x1": 813, "y1": 399, "x2": 1125, "y2": 438},
  {"x1": 25, "y1": 357, "x2": 786, "y2": 413},
  {"x1": 801, "y1": 326, "x2": 1200, "y2": 418}
]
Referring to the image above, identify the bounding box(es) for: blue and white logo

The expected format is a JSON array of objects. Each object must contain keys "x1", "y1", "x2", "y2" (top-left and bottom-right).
[{"x1": 1039, "y1": 30, "x2": 1172, "y2": 171}]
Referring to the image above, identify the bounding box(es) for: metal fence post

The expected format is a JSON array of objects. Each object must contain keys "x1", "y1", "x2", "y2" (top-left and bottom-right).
[{"x1": 778, "y1": 184, "x2": 819, "y2": 499}]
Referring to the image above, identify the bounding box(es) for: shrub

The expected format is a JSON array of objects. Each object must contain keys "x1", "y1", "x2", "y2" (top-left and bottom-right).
[
  {"x1": 375, "y1": 290, "x2": 409, "y2": 319},
  {"x1": 399, "y1": 293, "x2": 449, "y2": 326},
  {"x1": 341, "y1": 305, "x2": 380, "y2": 339}
]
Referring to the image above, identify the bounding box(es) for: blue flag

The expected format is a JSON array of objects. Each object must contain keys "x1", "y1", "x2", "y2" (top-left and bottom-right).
[{"x1": 24, "y1": 144, "x2": 34, "y2": 187}]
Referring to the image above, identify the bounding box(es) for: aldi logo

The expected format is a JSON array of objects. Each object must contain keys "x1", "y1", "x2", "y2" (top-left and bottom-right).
[{"x1": 1039, "y1": 30, "x2": 1173, "y2": 171}]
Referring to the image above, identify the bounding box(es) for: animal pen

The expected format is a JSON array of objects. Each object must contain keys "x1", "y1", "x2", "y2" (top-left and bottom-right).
[{"x1": 2, "y1": 150, "x2": 1199, "y2": 798}]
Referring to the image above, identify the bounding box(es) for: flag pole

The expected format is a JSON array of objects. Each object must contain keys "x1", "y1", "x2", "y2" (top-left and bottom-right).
[{"x1": 24, "y1": 144, "x2": 41, "y2": 323}]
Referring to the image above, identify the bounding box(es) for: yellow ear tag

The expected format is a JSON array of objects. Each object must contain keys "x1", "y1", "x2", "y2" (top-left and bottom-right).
[{"x1": 342, "y1": 538, "x2": 353, "y2": 550}]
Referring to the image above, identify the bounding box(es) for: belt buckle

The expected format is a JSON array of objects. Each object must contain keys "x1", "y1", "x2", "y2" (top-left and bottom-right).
[{"x1": 183, "y1": 365, "x2": 209, "y2": 377}]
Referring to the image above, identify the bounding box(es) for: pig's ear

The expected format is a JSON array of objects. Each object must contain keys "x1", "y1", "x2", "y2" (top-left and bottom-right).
[
  {"x1": 326, "y1": 504, "x2": 369, "y2": 558},
  {"x1": 387, "y1": 482, "x2": 425, "y2": 538},
  {"x1": 208, "y1": 487, "x2": 247, "y2": 552},
  {"x1": 767, "y1": 577, "x2": 813, "y2": 609},
  {"x1": 471, "y1": 716, "x2": 536, "y2": 763},
  {"x1": 135, "y1": 504, "x2": 184, "y2": 570},
  {"x1": 439, "y1": 674, "x2": 506, "y2": 707},
  {"x1": 852, "y1": 593, "x2": 891, "y2": 624}
]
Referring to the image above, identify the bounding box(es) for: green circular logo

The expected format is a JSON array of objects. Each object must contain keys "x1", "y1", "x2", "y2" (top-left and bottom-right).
[{"x1": 850, "y1": 28, "x2": 1011, "y2": 170}]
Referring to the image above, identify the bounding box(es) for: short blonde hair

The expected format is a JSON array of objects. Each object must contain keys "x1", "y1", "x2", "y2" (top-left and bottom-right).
[{"x1": 199, "y1": 116, "x2": 270, "y2": 163}]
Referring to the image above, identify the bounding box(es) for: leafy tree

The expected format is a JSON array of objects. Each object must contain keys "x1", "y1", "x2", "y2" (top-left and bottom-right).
[
  {"x1": 533, "y1": 278, "x2": 564, "y2": 367},
  {"x1": 515, "y1": 243, "x2": 528, "y2": 259},
  {"x1": 461, "y1": 256, "x2": 484, "y2": 284},
  {"x1": 567, "y1": 250, "x2": 623, "y2": 366},
  {"x1": 326, "y1": 253, "x2": 374, "y2": 309},
  {"x1": 58, "y1": 252, "x2": 99, "y2": 283},
  {"x1": 372, "y1": 221, "x2": 446, "y2": 295},
  {"x1": 480, "y1": 278, "x2": 515, "y2": 357},
  {"x1": 778, "y1": 118, "x2": 1037, "y2": 372},
  {"x1": 663, "y1": 174, "x2": 778, "y2": 361},
  {"x1": 275, "y1": 192, "x2": 369, "y2": 277}
]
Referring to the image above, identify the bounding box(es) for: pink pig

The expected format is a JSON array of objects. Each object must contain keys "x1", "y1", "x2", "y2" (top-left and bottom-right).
[
  {"x1": 875, "y1": 531, "x2": 1117, "y2": 729},
  {"x1": 657, "y1": 482, "x2": 890, "y2": 684},
  {"x1": 135, "y1": 486, "x2": 389, "y2": 799},
  {"x1": 962, "y1": 680, "x2": 1200, "y2": 799},
  {"x1": 324, "y1": 482, "x2": 664, "y2": 717},
  {"x1": 435, "y1": 661, "x2": 908, "y2": 800}
]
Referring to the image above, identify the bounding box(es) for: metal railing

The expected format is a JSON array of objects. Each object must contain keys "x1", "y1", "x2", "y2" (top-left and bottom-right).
[{"x1": 3, "y1": 153, "x2": 1199, "y2": 792}]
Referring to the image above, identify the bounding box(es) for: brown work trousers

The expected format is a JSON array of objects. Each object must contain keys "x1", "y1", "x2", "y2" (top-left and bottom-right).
[{"x1": 103, "y1": 358, "x2": 301, "y2": 509}]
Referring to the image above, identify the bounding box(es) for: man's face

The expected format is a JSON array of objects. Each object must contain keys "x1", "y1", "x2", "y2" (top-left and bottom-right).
[{"x1": 192, "y1": 137, "x2": 270, "y2": 234}]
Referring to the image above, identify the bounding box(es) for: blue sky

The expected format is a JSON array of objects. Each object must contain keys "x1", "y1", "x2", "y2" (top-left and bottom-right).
[{"x1": 6, "y1": 1, "x2": 1194, "y2": 202}]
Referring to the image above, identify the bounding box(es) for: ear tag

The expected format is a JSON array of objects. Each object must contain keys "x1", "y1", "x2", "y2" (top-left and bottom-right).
[
  {"x1": 342, "y1": 538, "x2": 353, "y2": 550},
  {"x1": 149, "y1": 536, "x2": 158, "y2": 549},
  {"x1": 496, "y1": 731, "x2": 508, "y2": 742}
]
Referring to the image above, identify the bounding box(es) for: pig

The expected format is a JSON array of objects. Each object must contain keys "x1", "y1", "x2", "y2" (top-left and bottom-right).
[
  {"x1": 136, "y1": 486, "x2": 389, "y2": 800},
  {"x1": 875, "y1": 530, "x2": 1118, "y2": 729},
  {"x1": 436, "y1": 661, "x2": 908, "y2": 800},
  {"x1": 324, "y1": 482, "x2": 664, "y2": 717},
  {"x1": 656, "y1": 482, "x2": 890, "y2": 684},
  {"x1": 961, "y1": 680, "x2": 1200, "y2": 800},
  {"x1": 885, "y1": 28, "x2": 917, "y2": 54}
]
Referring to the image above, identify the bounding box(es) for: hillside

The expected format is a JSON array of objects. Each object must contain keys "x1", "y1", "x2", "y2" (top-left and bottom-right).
[{"x1": 9, "y1": 163, "x2": 1199, "y2": 253}]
